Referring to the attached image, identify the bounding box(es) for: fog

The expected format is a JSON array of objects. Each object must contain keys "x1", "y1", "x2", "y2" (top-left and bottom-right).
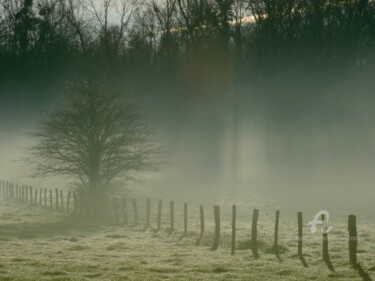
[{"x1": 1, "y1": 69, "x2": 375, "y2": 210}]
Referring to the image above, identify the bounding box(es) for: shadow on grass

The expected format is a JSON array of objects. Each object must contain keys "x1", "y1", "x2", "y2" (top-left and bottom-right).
[
  {"x1": 298, "y1": 253, "x2": 308, "y2": 268},
  {"x1": 353, "y1": 263, "x2": 373, "y2": 281},
  {"x1": 324, "y1": 256, "x2": 335, "y2": 272}
]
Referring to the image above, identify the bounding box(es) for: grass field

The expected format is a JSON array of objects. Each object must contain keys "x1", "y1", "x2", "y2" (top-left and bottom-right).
[{"x1": 0, "y1": 198, "x2": 373, "y2": 281}]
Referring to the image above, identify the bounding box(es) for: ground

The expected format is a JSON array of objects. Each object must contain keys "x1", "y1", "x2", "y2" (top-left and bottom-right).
[{"x1": 0, "y1": 198, "x2": 373, "y2": 280}]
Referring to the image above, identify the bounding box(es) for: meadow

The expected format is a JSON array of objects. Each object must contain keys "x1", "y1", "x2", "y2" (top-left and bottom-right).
[{"x1": 0, "y1": 196, "x2": 374, "y2": 281}]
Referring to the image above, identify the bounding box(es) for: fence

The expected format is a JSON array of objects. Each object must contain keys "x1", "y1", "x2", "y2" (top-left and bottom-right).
[{"x1": 0, "y1": 179, "x2": 372, "y2": 281}]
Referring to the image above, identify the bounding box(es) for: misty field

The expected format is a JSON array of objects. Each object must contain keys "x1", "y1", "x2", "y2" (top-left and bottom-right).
[{"x1": 0, "y1": 198, "x2": 374, "y2": 281}]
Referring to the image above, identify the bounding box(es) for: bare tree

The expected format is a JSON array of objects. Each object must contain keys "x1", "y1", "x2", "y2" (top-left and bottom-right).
[
  {"x1": 25, "y1": 80, "x2": 159, "y2": 214},
  {"x1": 66, "y1": 0, "x2": 91, "y2": 56},
  {"x1": 84, "y1": 0, "x2": 138, "y2": 62}
]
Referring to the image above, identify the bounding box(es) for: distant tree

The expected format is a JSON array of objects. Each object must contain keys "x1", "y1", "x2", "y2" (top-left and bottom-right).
[{"x1": 26, "y1": 80, "x2": 159, "y2": 216}]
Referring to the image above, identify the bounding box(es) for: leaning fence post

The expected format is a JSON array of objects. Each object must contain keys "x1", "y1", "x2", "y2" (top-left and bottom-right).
[
  {"x1": 156, "y1": 200, "x2": 163, "y2": 232},
  {"x1": 298, "y1": 211, "x2": 308, "y2": 267},
  {"x1": 348, "y1": 215, "x2": 357, "y2": 266},
  {"x1": 211, "y1": 205, "x2": 220, "y2": 251},
  {"x1": 232, "y1": 205, "x2": 236, "y2": 255},
  {"x1": 322, "y1": 214, "x2": 334, "y2": 271},
  {"x1": 169, "y1": 201, "x2": 174, "y2": 234},
  {"x1": 251, "y1": 209, "x2": 259, "y2": 258},
  {"x1": 184, "y1": 203, "x2": 188, "y2": 236}
]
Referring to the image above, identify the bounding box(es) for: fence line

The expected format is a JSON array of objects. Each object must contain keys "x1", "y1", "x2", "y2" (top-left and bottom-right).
[{"x1": 0, "y1": 179, "x2": 372, "y2": 281}]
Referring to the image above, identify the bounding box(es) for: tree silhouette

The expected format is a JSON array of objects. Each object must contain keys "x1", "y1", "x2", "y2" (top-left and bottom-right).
[{"x1": 26, "y1": 80, "x2": 158, "y2": 215}]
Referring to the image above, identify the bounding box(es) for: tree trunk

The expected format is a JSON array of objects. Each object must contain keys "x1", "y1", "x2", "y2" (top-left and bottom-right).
[{"x1": 84, "y1": 188, "x2": 109, "y2": 219}]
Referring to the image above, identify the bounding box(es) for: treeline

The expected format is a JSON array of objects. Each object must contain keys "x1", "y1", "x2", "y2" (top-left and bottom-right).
[{"x1": 0, "y1": 0, "x2": 374, "y2": 100}]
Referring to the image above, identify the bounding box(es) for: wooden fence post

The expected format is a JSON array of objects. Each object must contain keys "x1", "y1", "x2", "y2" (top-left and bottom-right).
[
  {"x1": 211, "y1": 205, "x2": 220, "y2": 251},
  {"x1": 196, "y1": 205, "x2": 205, "y2": 245},
  {"x1": 232, "y1": 204, "x2": 236, "y2": 255},
  {"x1": 132, "y1": 199, "x2": 139, "y2": 226},
  {"x1": 34, "y1": 188, "x2": 38, "y2": 205},
  {"x1": 156, "y1": 200, "x2": 163, "y2": 232},
  {"x1": 274, "y1": 210, "x2": 281, "y2": 261},
  {"x1": 25, "y1": 185, "x2": 28, "y2": 202},
  {"x1": 29, "y1": 186, "x2": 33, "y2": 204},
  {"x1": 122, "y1": 198, "x2": 128, "y2": 225},
  {"x1": 322, "y1": 214, "x2": 334, "y2": 271},
  {"x1": 348, "y1": 215, "x2": 357, "y2": 266},
  {"x1": 60, "y1": 190, "x2": 64, "y2": 211},
  {"x1": 298, "y1": 211, "x2": 308, "y2": 267},
  {"x1": 49, "y1": 190, "x2": 53, "y2": 209},
  {"x1": 113, "y1": 198, "x2": 119, "y2": 223},
  {"x1": 184, "y1": 203, "x2": 188, "y2": 236},
  {"x1": 44, "y1": 188, "x2": 47, "y2": 207},
  {"x1": 251, "y1": 209, "x2": 259, "y2": 258},
  {"x1": 55, "y1": 188, "x2": 59, "y2": 209},
  {"x1": 169, "y1": 201, "x2": 174, "y2": 234},
  {"x1": 145, "y1": 198, "x2": 151, "y2": 230},
  {"x1": 39, "y1": 188, "x2": 42, "y2": 205},
  {"x1": 67, "y1": 191, "x2": 71, "y2": 213}
]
